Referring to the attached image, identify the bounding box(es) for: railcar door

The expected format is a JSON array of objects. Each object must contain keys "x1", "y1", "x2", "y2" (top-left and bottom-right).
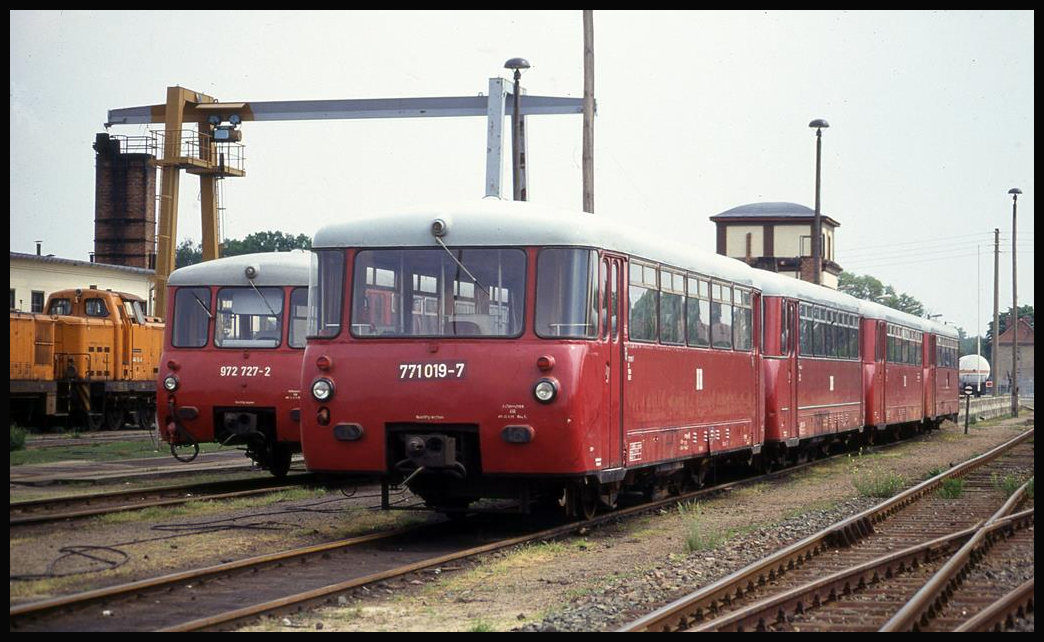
[
  {"x1": 782, "y1": 299, "x2": 799, "y2": 440},
  {"x1": 924, "y1": 334, "x2": 936, "y2": 419},
  {"x1": 601, "y1": 254, "x2": 626, "y2": 468}
]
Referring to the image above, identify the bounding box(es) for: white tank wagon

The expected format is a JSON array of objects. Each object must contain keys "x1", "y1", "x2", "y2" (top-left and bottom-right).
[{"x1": 958, "y1": 354, "x2": 990, "y2": 395}]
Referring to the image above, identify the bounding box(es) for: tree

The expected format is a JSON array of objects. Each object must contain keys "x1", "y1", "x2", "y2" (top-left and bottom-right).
[
  {"x1": 173, "y1": 231, "x2": 312, "y2": 269},
  {"x1": 983, "y1": 305, "x2": 1034, "y2": 365},
  {"x1": 175, "y1": 239, "x2": 203, "y2": 268},
  {"x1": 222, "y1": 231, "x2": 312, "y2": 256},
  {"x1": 838, "y1": 271, "x2": 925, "y2": 316},
  {"x1": 838, "y1": 272, "x2": 887, "y2": 302}
]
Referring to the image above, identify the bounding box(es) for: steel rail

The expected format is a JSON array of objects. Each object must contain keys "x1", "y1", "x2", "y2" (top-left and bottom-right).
[{"x1": 618, "y1": 427, "x2": 1034, "y2": 632}]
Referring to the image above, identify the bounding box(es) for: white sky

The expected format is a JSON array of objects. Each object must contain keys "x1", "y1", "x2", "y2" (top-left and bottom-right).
[{"x1": 9, "y1": 10, "x2": 1034, "y2": 337}]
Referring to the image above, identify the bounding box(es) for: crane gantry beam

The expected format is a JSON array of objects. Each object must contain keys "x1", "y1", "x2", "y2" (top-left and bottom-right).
[{"x1": 107, "y1": 83, "x2": 587, "y2": 316}]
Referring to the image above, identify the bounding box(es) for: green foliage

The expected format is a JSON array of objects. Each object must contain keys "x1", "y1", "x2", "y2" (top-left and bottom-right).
[
  {"x1": 838, "y1": 271, "x2": 925, "y2": 316},
  {"x1": 467, "y1": 620, "x2": 496, "y2": 632},
  {"x1": 936, "y1": 477, "x2": 965, "y2": 499},
  {"x1": 10, "y1": 426, "x2": 28, "y2": 451},
  {"x1": 983, "y1": 305, "x2": 1034, "y2": 364},
  {"x1": 222, "y1": 230, "x2": 312, "y2": 256},
  {"x1": 175, "y1": 238, "x2": 203, "y2": 268},
  {"x1": 678, "y1": 500, "x2": 727, "y2": 552},
  {"x1": 992, "y1": 472, "x2": 1033, "y2": 498},
  {"x1": 174, "y1": 231, "x2": 312, "y2": 269},
  {"x1": 852, "y1": 470, "x2": 906, "y2": 498}
]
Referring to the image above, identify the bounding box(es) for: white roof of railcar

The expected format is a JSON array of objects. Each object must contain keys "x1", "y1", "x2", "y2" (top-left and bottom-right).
[
  {"x1": 167, "y1": 251, "x2": 311, "y2": 287},
  {"x1": 312, "y1": 198, "x2": 759, "y2": 288},
  {"x1": 754, "y1": 269, "x2": 862, "y2": 314}
]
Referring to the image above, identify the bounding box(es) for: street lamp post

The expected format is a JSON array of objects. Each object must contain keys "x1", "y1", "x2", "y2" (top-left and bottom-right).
[
  {"x1": 809, "y1": 119, "x2": 829, "y2": 285},
  {"x1": 1008, "y1": 187, "x2": 1021, "y2": 417},
  {"x1": 504, "y1": 57, "x2": 530, "y2": 201}
]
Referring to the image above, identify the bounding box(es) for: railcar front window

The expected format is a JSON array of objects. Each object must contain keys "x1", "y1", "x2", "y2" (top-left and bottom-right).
[
  {"x1": 172, "y1": 287, "x2": 211, "y2": 348},
  {"x1": 215, "y1": 287, "x2": 283, "y2": 348},
  {"x1": 352, "y1": 248, "x2": 525, "y2": 338},
  {"x1": 536, "y1": 249, "x2": 598, "y2": 339},
  {"x1": 309, "y1": 250, "x2": 345, "y2": 338},
  {"x1": 288, "y1": 287, "x2": 309, "y2": 348}
]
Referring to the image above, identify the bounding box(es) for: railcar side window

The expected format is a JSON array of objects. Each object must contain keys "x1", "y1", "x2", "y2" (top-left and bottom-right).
[
  {"x1": 288, "y1": 287, "x2": 309, "y2": 348},
  {"x1": 309, "y1": 250, "x2": 345, "y2": 338},
  {"x1": 215, "y1": 287, "x2": 283, "y2": 348},
  {"x1": 733, "y1": 287, "x2": 752, "y2": 351},
  {"x1": 710, "y1": 283, "x2": 732, "y2": 349},
  {"x1": 172, "y1": 287, "x2": 211, "y2": 348},
  {"x1": 628, "y1": 262, "x2": 658, "y2": 342},
  {"x1": 686, "y1": 277, "x2": 710, "y2": 347},
  {"x1": 352, "y1": 248, "x2": 525, "y2": 338},
  {"x1": 536, "y1": 248, "x2": 598, "y2": 339},
  {"x1": 659, "y1": 270, "x2": 685, "y2": 345}
]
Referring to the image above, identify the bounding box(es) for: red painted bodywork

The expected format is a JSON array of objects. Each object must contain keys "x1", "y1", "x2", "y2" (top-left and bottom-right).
[
  {"x1": 300, "y1": 249, "x2": 761, "y2": 480},
  {"x1": 158, "y1": 286, "x2": 304, "y2": 446}
]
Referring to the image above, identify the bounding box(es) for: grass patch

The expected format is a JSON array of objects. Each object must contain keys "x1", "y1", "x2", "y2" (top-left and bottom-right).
[
  {"x1": 10, "y1": 438, "x2": 227, "y2": 466},
  {"x1": 936, "y1": 478, "x2": 965, "y2": 499},
  {"x1": 852, "y1": 470, "x2": 906, "y2": 498},
  {"x1": 467, "y1": 619, "x2": 496, "y2": 632},
  {"x1": 677, "y1": 500, "x2": 728, "y2": 552},
  {"x1": 11, "y1": 425, "x2": 28, "y2": 451},
  {"x1": 992, "y1": 473, "x2": 1035, "y2": 499},
  {"x1": 925, "y1": 465, "x2": 949, "y2": 479}
]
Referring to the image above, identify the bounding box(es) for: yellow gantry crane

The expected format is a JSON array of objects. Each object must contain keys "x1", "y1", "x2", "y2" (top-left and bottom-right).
[{"x1": 108, "y1": 83, "x2": 587, "y2": 316}]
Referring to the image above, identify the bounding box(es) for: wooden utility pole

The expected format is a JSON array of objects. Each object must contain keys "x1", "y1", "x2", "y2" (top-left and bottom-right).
[
  {"x1": 992, "y1": 228, "x2": 999, "y2": 397},
  {"x1": 582, "y1": 10, "x2": 595, "y2": 214}
]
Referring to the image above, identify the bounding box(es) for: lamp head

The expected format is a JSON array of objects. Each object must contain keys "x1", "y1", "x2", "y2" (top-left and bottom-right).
[{"x1": 504, "y1": 57, "x2": 531, "y2": 71}]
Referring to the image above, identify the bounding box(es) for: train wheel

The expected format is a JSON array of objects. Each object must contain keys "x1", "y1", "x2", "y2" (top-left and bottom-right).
[
  {"x1": 567, "y1": 480, "x2": 599, "y2": 520},
  {"x1": 269, "y1": 443, "x2": 293, "y2": 478},
  {"x1": 104, "y1": 404, "x2": 124, "y2": 431}
]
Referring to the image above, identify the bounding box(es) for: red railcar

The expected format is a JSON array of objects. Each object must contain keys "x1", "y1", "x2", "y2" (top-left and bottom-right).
[
  {"x1": 758, "y1": 272, "x2": 864, "y2": 467},
  {"x1": 857, "y1": 299, "x2": 959, "y2": 435},
  {"x1": 299, "y1": 200, "x2": 961, "y2": 515},
  {"x1": 300, "y1": 202, "x2": 761, "y2": 516},
  {"x1": 157, "y1": 251, "x2": 310, "y2": 476}
]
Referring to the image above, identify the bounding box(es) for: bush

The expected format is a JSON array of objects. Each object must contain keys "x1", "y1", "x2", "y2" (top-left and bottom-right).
[
  {"x1": 10, "y1": 425, "x2": 28, "y2": 452},
  {"x1": 852, "y1": 471, "x2": 906, "y2": 498},
  {"x1": 936, "y1": 478, "x2": 965, "y2": 499}
]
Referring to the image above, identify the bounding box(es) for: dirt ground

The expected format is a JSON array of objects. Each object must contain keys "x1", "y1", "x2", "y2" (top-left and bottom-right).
[
  {"x1": 233, "y1": 413, "x2": 1034, "y2": 632},
  {"x1": 9, "y1": 414, "x2": 1033, "y2": 631}
]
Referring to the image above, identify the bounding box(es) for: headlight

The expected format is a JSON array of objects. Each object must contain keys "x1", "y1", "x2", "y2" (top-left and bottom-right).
[
  {"x1": 163, "y1": 375, "x2": 179, "y2": 392},
  {"x1": 533, "y1": 378, "x2": 558, "y2": 404},
  {"x1": 311, "y1": 377, "x2": 334, "y2": 401}
]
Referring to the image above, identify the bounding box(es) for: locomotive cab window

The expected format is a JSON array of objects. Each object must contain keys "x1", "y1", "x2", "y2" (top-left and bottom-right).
[
  {"x1": 48, "y1": 298, "x2": 72, "y2": 316},
  {"x1": 85, "y1": 298, "x2": 109, "y2": 317},
  {"x1": 536, "y1": 248, "x2": 598, "y2": 339},
  {"x1": 215, "y1": 287, "x2": 284, "y2": 348}
]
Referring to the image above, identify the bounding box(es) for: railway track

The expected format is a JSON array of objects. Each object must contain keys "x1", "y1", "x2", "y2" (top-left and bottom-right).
[
  {"x1": 11, "y1": 425, "x2": 1022, "y2": 632},
  {"x1": 618, "y1": 428, "x2": 1035, "y2": 632},
  {"x1": 10, "y1": 473, "x2": 319, "y2": 526},
  {"x1": 8, "y1": 436, "x2": 853, "y2": 632}
]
